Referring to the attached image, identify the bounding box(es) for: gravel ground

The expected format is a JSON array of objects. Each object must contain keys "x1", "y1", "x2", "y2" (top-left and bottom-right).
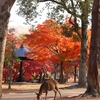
[{"x1": 2, "y1": 82, "x2": 100, "y2": 100}]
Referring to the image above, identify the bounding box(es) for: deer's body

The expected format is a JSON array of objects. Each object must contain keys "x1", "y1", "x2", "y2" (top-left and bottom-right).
[{"x1": 36, "y1": 79, "x2": 62, "y2": 100}]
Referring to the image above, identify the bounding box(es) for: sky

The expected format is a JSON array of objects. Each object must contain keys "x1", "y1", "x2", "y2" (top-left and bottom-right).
[
  {"x1": 9, "y1": 1, "x2": 47, "y2": 27},
  {"x1": 8, "y1": 1, "x2": 91, "y2": 34},
  {"x1": 8, "y1": 1, "x2": 30, "y2": 34},
  {"x1": 8, "y1": 1, "x2": 48, "y2": 33},
  {"x1": 9, "y1": 1, "x2": 28, "y2": 27}
]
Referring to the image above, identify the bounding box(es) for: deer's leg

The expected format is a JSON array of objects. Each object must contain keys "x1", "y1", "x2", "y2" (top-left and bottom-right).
[
  {"x1": 53, "y1": 90, "x2": 57, "y2": 100},
  {"x1": 55, "y1": 86, "x2": 62, "y2": 100},
  {"x1": 57, "y1": 90, "x2": 62, "y2": 100},
  {"x1": 45, "y1": 91, "x2": 48, "y2": 100}
]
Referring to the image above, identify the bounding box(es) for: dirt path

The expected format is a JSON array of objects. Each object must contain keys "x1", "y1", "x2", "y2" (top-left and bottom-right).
[
  {"x1": 2, "y1": 82, "x2": 100, "y2": 100},
  {"x1": 2, "y1": 82, "x2": 71, "y2": 94}
]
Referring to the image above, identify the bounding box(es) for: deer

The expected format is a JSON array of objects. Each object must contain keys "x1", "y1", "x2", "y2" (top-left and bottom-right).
[{"x1": 35, "y1": 78, "x2": 62, "y2": 100}]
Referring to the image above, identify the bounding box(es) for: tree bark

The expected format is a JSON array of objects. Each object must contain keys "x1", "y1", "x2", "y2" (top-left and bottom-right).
[
  {"x1": 0, "y1": 0, "x2": 16, "y2": 99},
  {"x1": 74, "y1": 66, "x2": 77, "y2": 82},
  {"x1": 78, "y1": 19, "x2": 88, "y2": 87},
  {"x1": 53, "y1": 63, "x2": 58, "y2": 80},
  {"x1": 59, "y1": 61, "x2": 64, "y2": 83},
  {"x1": 78, "y1": 1, "x2": 89, "y2": 87},
  {"x1": 84, "y1": 0, "x2": 100, "y2": 96}
]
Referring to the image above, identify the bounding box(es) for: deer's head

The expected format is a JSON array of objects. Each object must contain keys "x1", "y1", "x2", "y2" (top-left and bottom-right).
[{"x1": 35, "y1": 92, "x2": 41, "y2": 100}]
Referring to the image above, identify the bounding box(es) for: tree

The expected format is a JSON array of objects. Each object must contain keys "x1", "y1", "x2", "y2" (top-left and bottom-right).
[
  {"x1": 17, "y1": 0, "x2": 93, "y2": 87},
  {"x1": 22, "y1": 60, "x2": 54, "y2": 82},
  {"x1": 0, "y1": 0, "x2": 16, "y2": 99},
  {"x1": 4, "y1": 33, "x2": 21, "y2": 89},
  {"x1": 24, "y1": 19, "x2": 80, "y2": 83},
  {"x1": 83, "y1": 0, "x2": 100, "y2": 97}
]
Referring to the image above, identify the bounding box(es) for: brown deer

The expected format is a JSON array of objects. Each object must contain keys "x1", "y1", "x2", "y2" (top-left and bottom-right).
[{"x1": 35, "y1": 79, "x2": 62, "y2": 100}]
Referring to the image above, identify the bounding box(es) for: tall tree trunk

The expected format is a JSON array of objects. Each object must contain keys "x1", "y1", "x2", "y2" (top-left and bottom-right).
[
  {"x1": 53, "y1": 63, "x2": 58, "y2": 80},
  {"x1": 74, "y1": 66, "x2": 77, "y2": 82},
  {"x1": 84, "y1": 0, "x2": 100, "y2": 97},
  {"x1": 59, "y1": 61, "x2": 64, "y2": 83},
  {"x1": 0, "y1": 0, "x2": 15, "y2": 99},
  {"x1": 8, "y1": 63, "x2": 13, "y2": 89},
  {"x1": 78, "y1": 19, "x2": 88, "y2": 87},
  {"x1": 78, "y1": 2, "x2": 89, "y2": 87}
]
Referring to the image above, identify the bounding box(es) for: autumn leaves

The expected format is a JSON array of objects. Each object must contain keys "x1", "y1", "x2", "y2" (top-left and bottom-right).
[{"x1": 24, "y1": 19, "x2": 81, "y2": 63}]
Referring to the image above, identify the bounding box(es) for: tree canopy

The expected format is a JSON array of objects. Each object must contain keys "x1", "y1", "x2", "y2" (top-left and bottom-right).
[{"x1": 17, "y1": 0, "x2": 93, "y2": 26}]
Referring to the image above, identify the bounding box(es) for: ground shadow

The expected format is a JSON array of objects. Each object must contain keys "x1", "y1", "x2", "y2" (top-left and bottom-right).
[{"x1": 59, "y1": 84, "x2": 80, "y2": 90}]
